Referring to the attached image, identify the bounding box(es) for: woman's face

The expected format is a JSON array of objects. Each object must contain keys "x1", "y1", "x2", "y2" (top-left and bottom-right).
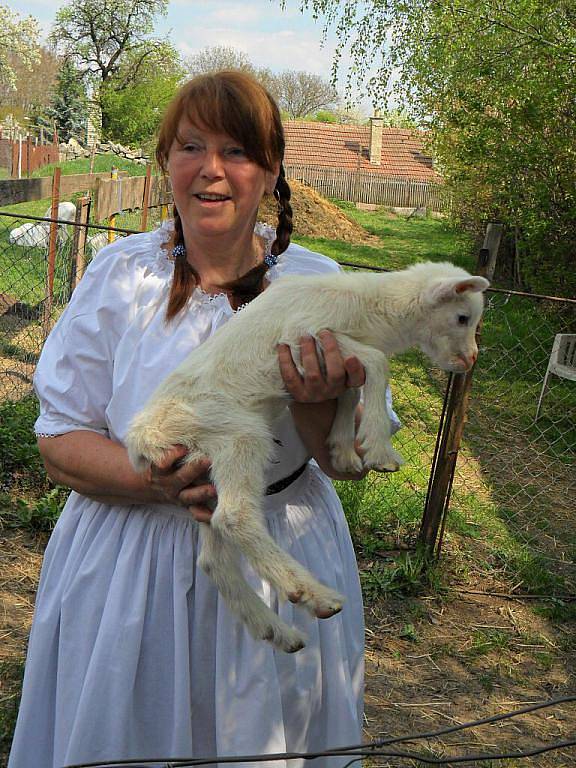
[{"x1": 167, "y1": 119, "x2": 279, "y2": 243}]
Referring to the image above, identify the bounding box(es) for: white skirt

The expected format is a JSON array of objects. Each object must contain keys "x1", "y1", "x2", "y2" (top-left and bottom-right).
[{"x1": 8, "y1": 465, "x2": 364, "y2": 768}]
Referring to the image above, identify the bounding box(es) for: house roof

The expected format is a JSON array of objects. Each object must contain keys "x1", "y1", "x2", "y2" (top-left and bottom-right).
[{"x1": 282, "y1": 121, "x2": 439, "y2": 181}]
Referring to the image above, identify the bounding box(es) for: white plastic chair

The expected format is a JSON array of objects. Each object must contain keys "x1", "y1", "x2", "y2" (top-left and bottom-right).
[{"x1": 535, "y1": 334, "x2": 576, "y2": 419}]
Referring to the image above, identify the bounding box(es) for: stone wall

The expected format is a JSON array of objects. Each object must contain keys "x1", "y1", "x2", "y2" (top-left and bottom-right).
[{"x1": 59, "y1": 138, "x2": 150, "y2": 166}]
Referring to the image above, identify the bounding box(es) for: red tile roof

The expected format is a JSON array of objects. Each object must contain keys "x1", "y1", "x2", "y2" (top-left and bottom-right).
[{"x1": 282, "y1": 121, "x2": 439, "y2": 181}]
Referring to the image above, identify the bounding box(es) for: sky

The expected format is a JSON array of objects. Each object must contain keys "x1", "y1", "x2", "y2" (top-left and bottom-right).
[{"x1": 8, "y1": 0, "x2": 376, "y2": 113}]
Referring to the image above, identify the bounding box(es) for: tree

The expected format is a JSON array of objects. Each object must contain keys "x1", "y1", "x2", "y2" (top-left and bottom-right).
[
  {"x1": 49, "y1": 0, "x2": 168, "y2": 90},
  {"x1": 185, "y1": 46, "x2": 337, "y2": 120},
  {"x1": 274, "y1": 70, "x2": 337, "y2": 119},
  {"x1": 286, "y1": 0, "x2": 576, "y2": 294},
  {"x1": 0, "y1": 4, "x2": 40, "y2": 91},
  {"x1": 100, "y1": 42, "x2": 185, "y2": 147},
  {"x1": 45, "y1": 60, "x2": 88, "y2": 142},
  {"x1": 186, "y1": 45, "x2": 257, "y2": 78},
  {"x1": 184, "y1": 45, "x2": 279, "y2": 100},
  {"x1": 0, "y1": 47, "x2": 59, "y2": 121}
]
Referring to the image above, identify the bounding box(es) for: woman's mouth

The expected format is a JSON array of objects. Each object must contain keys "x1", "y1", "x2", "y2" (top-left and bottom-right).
[{"x1": 194, "y1": 193, "x2": 231, "y2": 204}]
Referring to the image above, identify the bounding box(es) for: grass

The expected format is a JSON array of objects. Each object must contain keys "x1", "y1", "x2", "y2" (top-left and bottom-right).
[
  {"x1": 29, "y1": 154, "x2": 150, "y2": 179},
  {"x1": 0, "y1": 154, "x2": 153, "y2": 304},
  {"x1": 1, "y1": 198, "x2": 574, "y2": 596},
  {"x1": 0, "y1": 397, "x2": 64, "y2": 532},
  {"x1": 1, "y1": 202, "x2": 575, "y2": 763},
  {"x1": 296, "y1": 204, "x2": 475, "y2": 272}
]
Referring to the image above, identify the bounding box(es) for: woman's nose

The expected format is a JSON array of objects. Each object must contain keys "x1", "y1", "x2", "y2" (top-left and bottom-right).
[{"x1": 200, "y1": 151, "x2": 224, "y2": 178}]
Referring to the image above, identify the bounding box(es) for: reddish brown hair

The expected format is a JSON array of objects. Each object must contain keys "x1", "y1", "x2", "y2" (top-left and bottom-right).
[{"x1": 156, "y1": 71, "x2": 293, "y2": 320}]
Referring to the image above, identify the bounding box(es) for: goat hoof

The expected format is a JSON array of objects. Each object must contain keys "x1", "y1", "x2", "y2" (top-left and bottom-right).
[
  {"x1": 315, "y1": 603, "x2": 343, "y2": 619},
  {"x1": 284, "y1": 636, "x2": 306, "y2": 653}
]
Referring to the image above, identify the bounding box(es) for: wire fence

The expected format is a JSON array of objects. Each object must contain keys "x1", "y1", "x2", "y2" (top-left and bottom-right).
[
  {"x1": 0, "y1": 210, "x2": 575, "y2": 596},
  {"x1": 55, "y1": 697, "x2": 576, "y2": 767},
  {"x1": 448, "y1": 290, "x2": 576, "y2": 592}
]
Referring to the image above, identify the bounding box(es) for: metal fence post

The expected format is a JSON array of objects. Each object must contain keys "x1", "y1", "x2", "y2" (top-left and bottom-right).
[
  {"x1": 140, "y1": 164, "x2": 152, "y2": 231},
  {"x1": 418, "y1": 223, "x2": 503, "y2": 556},
  {"x1": 108, "y1": 167, "x2": 118, "y2": 243},
  {"x1": 42, "y1": 167, "x2": 62, "y2": 339}
]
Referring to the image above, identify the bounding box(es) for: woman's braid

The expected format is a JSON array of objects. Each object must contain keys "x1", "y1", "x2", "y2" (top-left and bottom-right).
[
  {"x1": 271, "y1": 165, "x2": 293, "y2": 257},
  {"x1": 166, "y1": 206, "x2": 199, "y2": 321}
]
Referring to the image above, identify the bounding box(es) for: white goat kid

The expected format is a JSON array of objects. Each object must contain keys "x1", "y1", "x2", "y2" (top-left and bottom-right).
[{"x1": 127, "y1": 261, "x2": 489, "y2": 652}]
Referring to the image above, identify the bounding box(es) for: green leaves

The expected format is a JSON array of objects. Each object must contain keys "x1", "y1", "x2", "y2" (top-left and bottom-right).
[
  {"x1": 0, "y1": 4, "x2": 41, "y2": 90},
  {"x1": 284, "y1": 0, "x2": 576, "y2": 295}
]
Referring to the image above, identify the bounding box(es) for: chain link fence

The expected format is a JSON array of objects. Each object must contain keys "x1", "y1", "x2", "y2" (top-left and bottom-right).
[
  {"x1": 448, "y1": 290, "x2": 576, "y2": 592},
  {"x1": 0, "y1": 208, "x2": 162, "y2": 402},
  {"x1": 1, "y1": 210, "x2": 574, "y2": 594}
]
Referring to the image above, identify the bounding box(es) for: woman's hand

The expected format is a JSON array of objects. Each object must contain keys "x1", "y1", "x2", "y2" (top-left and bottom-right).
[
  {"x1": 38, "y1": 431, "x2": 216, "y2": 521},
  {"x1": 277, "y1": 330, "x2": 365, "y2": 402},
  {"x1": 146, "y1": 445, "x2": 216, "y2": 523},
  {"x1": 277, "y1": 331, "x2": 367, "y2": 480}
]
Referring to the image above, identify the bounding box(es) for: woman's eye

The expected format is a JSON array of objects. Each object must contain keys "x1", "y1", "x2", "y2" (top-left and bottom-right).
[
  {"x1": 182, "y1": 143, "x2": 201, "y2": 152},
  {"x1": 458, "y1": 314, "x2": 469, "y2": 326},
  {"x1": 226, "y1": 147, "x2": 246, "y2": 158}
]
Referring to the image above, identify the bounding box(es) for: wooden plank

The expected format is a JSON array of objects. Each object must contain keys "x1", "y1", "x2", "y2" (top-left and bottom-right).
[
  {"x1": 0, "y1": 173, "x2": 128, "y2": 207},
  {"x1": 59, "y1": 172, "x2": 127, "y2": 198},
  {"x1": 95, "y1": 176, "x2": 146, "y2": 221},
  {"x1": 70, "y1": 196, "x2": 91, "y2": 294},
  {"x1": 149, "y1": 175, "x2": 172, "y2": 207},
  {"x1": 0, "y1": 176, "x2": 52, "y2": 205}
]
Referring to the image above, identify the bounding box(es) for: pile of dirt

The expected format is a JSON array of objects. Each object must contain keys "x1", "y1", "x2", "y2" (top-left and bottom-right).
[{"x1": 258, "y1": 179, "x2": 381, "y2": 245}]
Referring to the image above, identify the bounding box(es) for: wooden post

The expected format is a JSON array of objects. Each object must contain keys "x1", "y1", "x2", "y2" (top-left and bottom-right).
[
  {"x1": 140, "y1": 164, "x2": 152, "y2": 231},
  {"x1": 89, "y1": 141, "x2": 97, "y2": 175},
  {"x1": 108, "y1": 167, "x2": 118, "y2": 243},
  {"x1": 42, "y1": 167, "x2": 62, "y2": 339},
  {"x1": 69, "y1": 195, "x2": 91, "y2": 298},
  {"x1": 479, "y1": 222, "x2": 503, "y2": 283},
  {"x1": 418, "y1": 223, "x2": 502, "y2": 555},
  {"x1": 26, "y1": 136, "x2": 32, "y2": 177}
]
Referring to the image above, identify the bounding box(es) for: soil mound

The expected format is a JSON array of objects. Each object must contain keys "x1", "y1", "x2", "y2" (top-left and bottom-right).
[{"x1": 258, "y1": 180, "x2": 380, "y2": 245}]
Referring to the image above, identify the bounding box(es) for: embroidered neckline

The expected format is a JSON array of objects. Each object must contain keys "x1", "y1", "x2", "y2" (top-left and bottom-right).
[{"x1": 154, "y1": 220, "x2": 283, "y2": 311}]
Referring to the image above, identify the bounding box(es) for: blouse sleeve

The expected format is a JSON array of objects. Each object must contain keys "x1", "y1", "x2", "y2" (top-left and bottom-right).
[{"x1": 33, "y1": 237, "x2": 144, "y2": 437}]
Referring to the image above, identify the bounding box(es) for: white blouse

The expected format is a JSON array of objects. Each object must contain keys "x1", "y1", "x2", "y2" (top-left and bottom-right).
[{"x1": 9, "y1": 222, "x2": 374, "y2": 768}]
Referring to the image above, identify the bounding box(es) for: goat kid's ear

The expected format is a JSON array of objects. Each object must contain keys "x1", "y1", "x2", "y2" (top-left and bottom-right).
[{"x1": 425, "y1": 276, "x2": 490, "y2": 303}]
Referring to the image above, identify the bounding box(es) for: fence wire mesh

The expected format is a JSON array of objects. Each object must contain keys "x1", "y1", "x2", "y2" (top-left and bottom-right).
[
  {"x1": 0, "y1": 208, "x2": 163, "y2": 402},
  {"x1": 1, "y1": 210, "x2": 574, "y2": 595},
  {"x1": 447, "y1": 290, "x2": 576, "y2": 593}
]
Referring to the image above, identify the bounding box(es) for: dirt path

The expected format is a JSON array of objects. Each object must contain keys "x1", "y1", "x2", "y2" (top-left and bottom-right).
[{"x1": 1, "y1": 529, "x2": 574, "y2": 765}]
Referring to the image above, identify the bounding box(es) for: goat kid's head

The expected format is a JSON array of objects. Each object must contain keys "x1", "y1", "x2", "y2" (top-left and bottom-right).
[{"x1": 417, "y1": 273, "x2": 490, "y2": 373}]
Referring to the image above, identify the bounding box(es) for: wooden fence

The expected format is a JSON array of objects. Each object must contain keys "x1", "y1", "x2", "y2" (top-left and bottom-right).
[
  {"x1": 0, "y1": 135, "x2": 59, "y2": 178},
  {"x1": 285, "y1": 163, "x2": 447, "y2": 211},
  {"x1": 0, "y1": 171, "x2": 171, "y2": 220}
]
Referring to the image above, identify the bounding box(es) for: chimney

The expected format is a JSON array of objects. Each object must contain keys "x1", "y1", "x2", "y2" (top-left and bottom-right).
[{"x1": 369, "y1": 112, "x2": 384, "y2": 166}]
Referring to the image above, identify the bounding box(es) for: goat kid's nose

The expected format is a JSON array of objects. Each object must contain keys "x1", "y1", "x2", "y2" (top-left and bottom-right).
[{"x1": 458, "y1": 351, "x2": 477, "y2": 370}]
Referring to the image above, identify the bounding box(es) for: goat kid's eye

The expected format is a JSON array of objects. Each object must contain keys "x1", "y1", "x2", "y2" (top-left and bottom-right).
[{"x1": 457, "y1": 314, "x2": 470, "y2": 326}]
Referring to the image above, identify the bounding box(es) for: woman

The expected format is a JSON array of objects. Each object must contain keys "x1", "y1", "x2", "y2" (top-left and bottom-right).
[{"x1": 8, "y1": 72, "x2": 391, "y2": 768}]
